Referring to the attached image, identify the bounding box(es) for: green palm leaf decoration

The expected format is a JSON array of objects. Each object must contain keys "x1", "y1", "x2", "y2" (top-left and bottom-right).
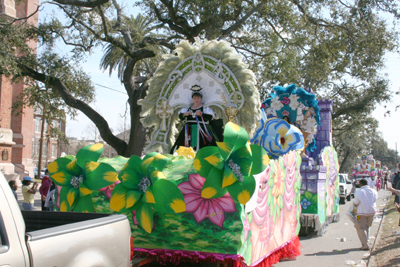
[
  {"x1": 194, "y1": 122, "x2": 269, "y2": 205},
  {"x1": 48, "y1": 143, "x2": 119, "y2": 212},
  {"x1": 110, "y1": 152, "x2": 186, "y2": 233}
]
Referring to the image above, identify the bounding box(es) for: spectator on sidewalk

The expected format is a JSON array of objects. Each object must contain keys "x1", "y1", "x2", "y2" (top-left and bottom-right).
[
  {"x1": 44, "y1": 182, "x2": 56, "y2": 211},
  {"x1": 387, "y1": 186, "x2": 400, "y2": 225},
  {"x1": 353, "y1": 179, "x2": 378, "y2": 250},
  {"x1": 376, "y1": 177, "x2": 382, "y2": 191},
  {"x1": 383, "y1": 173, "x2": 388, "y2": 190},
  {"x1": 22, "y1": 176, "x2": 38, "y2": 211},
  {"x1": 392, "y1": 170, "x2": 400, "y2": 204},
  {"x1": 39, "y1": 169, "x2": 51, "y2": 211},
  {"x1": 8, "y1": 180, "x2": 18, "y2": 200}
]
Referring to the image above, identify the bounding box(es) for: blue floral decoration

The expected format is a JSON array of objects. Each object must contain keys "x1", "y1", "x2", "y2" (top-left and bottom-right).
[
  {"x1": 261, "y1": 84, "x2": 320, "y2": 152},
  {"x1": 251, "y1": 117, "x2": 304, "y2": 159},
  {"x1": 300, "y1": 198, "x2": 312, "y2": 210}
]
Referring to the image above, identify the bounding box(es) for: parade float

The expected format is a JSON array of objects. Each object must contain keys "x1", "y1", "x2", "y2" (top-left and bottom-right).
[
  {"x1": 352, "y1": 154, "x2": 380, "y2": 187},
  {"x1": 259, "y1": 85, "x2": 340, "y2": 236},
  {"x1": 47, "y1": 40, "x2": 306, "y2": 266}
]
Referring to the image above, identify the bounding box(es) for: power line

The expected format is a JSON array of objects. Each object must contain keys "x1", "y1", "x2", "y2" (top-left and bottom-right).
[{"x1": 93, "y1": 83, "x2": 127, "y2": 95}]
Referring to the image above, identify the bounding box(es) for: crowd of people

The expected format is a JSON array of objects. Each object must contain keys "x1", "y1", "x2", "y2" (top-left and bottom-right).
[{"x1": 8, "y1": 168, "x2": 55, "y2": 212}]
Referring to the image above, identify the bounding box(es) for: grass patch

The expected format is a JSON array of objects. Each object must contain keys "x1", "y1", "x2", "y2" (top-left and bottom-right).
[{"x1": 369, "y1": 195, "x2": 400, "y2": 267}]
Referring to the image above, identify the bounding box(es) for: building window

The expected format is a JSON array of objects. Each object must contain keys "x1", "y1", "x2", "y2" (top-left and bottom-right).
[
  {"x1": 52, "y1": 144, "x2": 56, "y2": 158},
  {"x1": 35, "y1": 118, "x2": 41, "y2": 133},
  {"x1": 35, "y1": 142, "x2": 40, "y2": 156},
  {"x1": 32, "y1": 138, "x2": 35, "y2": 158},
  {"x1": 43, "y1": 143, "x2": 48, "y2": 155}
]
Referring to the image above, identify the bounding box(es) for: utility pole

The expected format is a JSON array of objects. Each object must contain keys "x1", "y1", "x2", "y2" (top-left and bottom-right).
[
  {"x1": 37, "y1": 87, "x2": 49, "y2": 179},
  {"x1": 37, "y1": 105, "x2": 46, "y2": 179}
]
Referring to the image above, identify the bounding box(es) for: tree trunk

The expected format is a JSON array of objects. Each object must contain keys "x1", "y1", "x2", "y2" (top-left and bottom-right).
[
  {"x1": 126, "y1": 85, "x2": 147, "y2": 156},
  {"x1": 338, "y1": 148, "x2": 351, "y2": 173}
]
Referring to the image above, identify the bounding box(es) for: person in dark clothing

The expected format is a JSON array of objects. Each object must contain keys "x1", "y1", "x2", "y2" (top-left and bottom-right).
[
  {"x1": 383, "y1": 173, "x2": 388, "y2": 189},
  {"x1": 8, "y1": 180, "x2": 18, "y2": 200},
  {"x1": 392, "y1": 170, "x2": 400, "y2": 204},
  {"x1": 39, "y1": 169, "x2": 51, "y2": 211},
  {"x1": 170, "y1": 85, "x2": 219, "y2": 153}
]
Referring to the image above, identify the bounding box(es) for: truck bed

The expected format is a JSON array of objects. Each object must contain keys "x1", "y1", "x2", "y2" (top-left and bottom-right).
[
  {"x1": 23, "y1": 211, "x2": 131, "y2": 267},
  {"x1": 22, "y1": 210, "x2": 111, "y2": 232}
]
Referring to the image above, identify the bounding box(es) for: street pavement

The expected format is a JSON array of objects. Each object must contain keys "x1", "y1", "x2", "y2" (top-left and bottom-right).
[{"x1": 275, "y1": 188, "x2": 391, "y2": 267}]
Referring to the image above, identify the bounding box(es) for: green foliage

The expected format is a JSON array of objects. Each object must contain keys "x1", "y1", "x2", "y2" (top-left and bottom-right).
[
  {"x1": 0, "y1": 0, "x2": 399, "y2": 156},
  {"x1": 370, "y1": 132, "x2": 399, "y2": 170}
]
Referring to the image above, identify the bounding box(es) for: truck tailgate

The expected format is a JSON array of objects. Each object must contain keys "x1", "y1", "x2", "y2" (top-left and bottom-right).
[{"x1": 25, "y1": 214, "x2": 130, "y2": 267}]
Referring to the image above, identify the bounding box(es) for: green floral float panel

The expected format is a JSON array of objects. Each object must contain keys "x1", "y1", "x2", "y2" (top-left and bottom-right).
[{"x1": 48, "y1": 125, "x2": 302, "y2": 266}]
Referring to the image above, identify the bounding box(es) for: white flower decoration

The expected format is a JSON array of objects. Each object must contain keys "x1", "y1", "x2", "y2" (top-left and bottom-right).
[
  {"x1": 289, "y1": 94, "x2": 299, "y2": 110},
  {"x1": 307, "y1": 133, "x2": 314, "y2": 143},
  {"x1": 265, "y1": 107, "x2": 277, "y2": 117},
  {"x1": 304, "y1": 117, "x2": 317, "y2": 133},
  {"x1": 270, "y1": 98, "x2": 284, "y2": 111}
]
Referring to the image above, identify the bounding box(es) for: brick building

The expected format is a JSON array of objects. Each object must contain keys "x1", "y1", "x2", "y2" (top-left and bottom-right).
[{"x1": 0, "y1": 0, "x2": 62, "y2": 181}]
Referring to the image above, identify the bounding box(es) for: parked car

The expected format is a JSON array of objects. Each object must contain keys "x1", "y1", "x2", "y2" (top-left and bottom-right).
[
  {"x1": 0, "y1": 172, "x2": 132, "y2": 267},
  {"x1": 339, "y1": 173, "x2": 353, "y2": 204},
  {"x1": 33, "y1": 167, "x2": 45, "y2": 179}
]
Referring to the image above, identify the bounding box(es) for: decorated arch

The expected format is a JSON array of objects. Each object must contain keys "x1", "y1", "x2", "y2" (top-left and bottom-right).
[{"x1": 140, "y1": 39, "x2": 261, "y2": 153}]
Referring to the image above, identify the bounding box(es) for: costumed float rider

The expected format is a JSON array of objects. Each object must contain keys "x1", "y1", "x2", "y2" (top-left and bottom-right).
[
  {"x1": 170, "y1": 85, "x2": 219, "y2": 153},
  {"x1": 357, "y1": 155, "x2": 373, "y2": 188}
]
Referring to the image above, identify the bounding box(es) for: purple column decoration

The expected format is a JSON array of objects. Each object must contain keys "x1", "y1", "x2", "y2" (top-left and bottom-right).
[{"x1": 308, "y1": 99, "x2": 333, "y2": 159}]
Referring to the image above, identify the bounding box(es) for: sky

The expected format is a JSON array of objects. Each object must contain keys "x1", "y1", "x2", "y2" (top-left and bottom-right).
[
  {"x1": 38, "y1": 2, "x2": 400, "y2": 151},
  {"x1": 371, "y1": 52, "x2": 400, "y2": 151}
]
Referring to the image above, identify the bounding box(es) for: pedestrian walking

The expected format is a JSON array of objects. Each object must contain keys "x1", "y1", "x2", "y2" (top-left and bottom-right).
[
  {"x1": 21, "y1": 176, "x2": 38, "y2": 211},
  {"x1": 353, "y1": 179, "x2": 378, "y2": 250},
  {"x1": 383, "y1": 173, "x2": 388, "y2": 189},
  {"x1": 376, "y1": 177, "x2": 382, "y2": 191}
]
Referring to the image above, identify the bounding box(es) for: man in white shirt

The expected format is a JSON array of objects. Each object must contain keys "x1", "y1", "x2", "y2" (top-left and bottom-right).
[{"x1": 353, "y1": 179, "x2": 378, "y2": 250}]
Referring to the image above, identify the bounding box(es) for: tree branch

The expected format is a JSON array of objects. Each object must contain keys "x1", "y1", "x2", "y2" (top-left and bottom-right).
[
  {"x1": 221, "y1": 2, "x2": 264, "y2": 36},
  {"x1": 18, "y1": 63, "x2": 128, "y2": 154},
  {"x1": 53, "y1": 0, "x2": 109, "y2": 8},
  {"x1": 290, "y1": 0, "x2": 351, "y2": 33},
  {"x1": 151, "y1": 2, "x2": 190, "y2": 41},
  {"x1": 97, "y1": 6, "x2": 109, "y2": 38}
]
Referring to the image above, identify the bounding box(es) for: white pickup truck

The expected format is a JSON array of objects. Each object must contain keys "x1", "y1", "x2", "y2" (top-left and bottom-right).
[
  {"x1": 339, "y1": 173, "x2": 354, "y2": 204},
  {"x1": 0, "y1": 173, "x2": 132, "y2": 267}
]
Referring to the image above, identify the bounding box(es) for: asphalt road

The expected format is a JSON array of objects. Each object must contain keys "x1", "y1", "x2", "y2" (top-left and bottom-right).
[{"x1": 275, "y1": 188, "x2": 392, "y2": 267}]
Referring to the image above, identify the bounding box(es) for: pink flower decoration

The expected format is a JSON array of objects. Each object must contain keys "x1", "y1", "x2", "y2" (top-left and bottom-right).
[
  {"x1": 281, "y1": 97, "x2": 290, "y2": 105},
  {"x1": 99, "y1": 180, "x2": 121, "y2": 198},
  {"x1": 282, "y1": 110, "x2": 290, "y2": 116},
  {"x1": 178, "y1": 173, "x2": 236, "y2": 228}
]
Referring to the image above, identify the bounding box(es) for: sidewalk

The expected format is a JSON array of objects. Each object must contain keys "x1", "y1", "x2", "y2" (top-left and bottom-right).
[{"x1": 276, "y1": 187, "x2": 391, "y2": 267}]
